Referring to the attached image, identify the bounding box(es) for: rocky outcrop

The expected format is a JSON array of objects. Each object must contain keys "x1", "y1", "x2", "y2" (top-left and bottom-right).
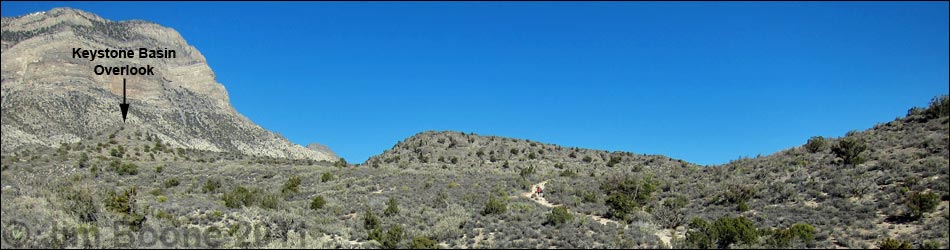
[{"x1": 1, "y1": 8, "x2": 337, "y2": 161}]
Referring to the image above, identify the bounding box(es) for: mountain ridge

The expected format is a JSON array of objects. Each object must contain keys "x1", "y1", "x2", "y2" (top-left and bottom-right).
[{"x1": 1, "y1": 7, "x2": 337, "y2": 161}]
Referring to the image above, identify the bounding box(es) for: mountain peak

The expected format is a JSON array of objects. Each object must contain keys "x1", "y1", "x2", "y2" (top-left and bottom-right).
[{"x1": 1, "y1": 8, "x2": 337, "y2": 161}]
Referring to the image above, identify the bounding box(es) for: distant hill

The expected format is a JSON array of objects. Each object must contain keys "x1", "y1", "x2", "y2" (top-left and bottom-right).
[
  {"x1": 367, "y1": 95, "x2": 949, "y2": 249},
  {"x1": 366, "y1": 130, "x2": 696, "y2": 174}
]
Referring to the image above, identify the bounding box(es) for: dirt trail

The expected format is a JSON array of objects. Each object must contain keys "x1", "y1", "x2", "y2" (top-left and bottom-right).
[{"x1": 521, "y1": 180, "x2": 672, "y2": 248}]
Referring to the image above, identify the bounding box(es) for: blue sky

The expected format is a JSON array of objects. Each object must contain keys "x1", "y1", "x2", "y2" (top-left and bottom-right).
[{"x1": 3, "y1": 2, "x2": 948, "y2": 165}]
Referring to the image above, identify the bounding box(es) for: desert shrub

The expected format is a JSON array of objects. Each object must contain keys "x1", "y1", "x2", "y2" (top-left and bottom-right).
[
  {"x1": 907, "y1": 191, "x2": 940, "y2": 219},
  {"x1": 106, "y1": 187, "x2": 137, "y2": 215},
  {"x1": 381, "y1": 224, "x2": 405, "y2": 249},
  {"x1": 924, "y1": 95, "x2": 949, "y2": 119},
  {"x1": 789, "y1": 223, "x2": 816, "y2": 243},
  {"x1": 737, "y1": 201, "x2": 750, "y2": 212},
  {"x1": 832, "y1": 137, "x2": 867, "y2": 165},
  {"x1": 108, "y1": 160, "x2": 138, "y2": 175},
  {"x1": 364, "y1": 210, "x2": 381, "y2": 230},
  {"x1": 606, "y1": 155, "x2": 622, "y2": 167},
  {"x1": 77, "y1": 153, "x2": 89, "y2": 168},
  {"x1": 711, "y1": 216, "x2": 758, "y2": 249},
  {"x1": 105, "y1": 186, "x2": 146, "y2": 231},
  {"x1": 686, "y1": 216, "x2": 759, "y2": 249},
  {"x1": 335, "y1": 158, "x2": 348, "y2": 168},
  {"x1": 654, "y1": 194, "x2": 689, "y2": 229},
  {"x1": 202, "y1": 178, "x2": 221, "y2": 193},
  {"x1": 110, "y1": 145, "x2": 125, "y2": 158},
  {"x1": 410, "y1": 236, "x2": 439, "y2": 249},
  {"x1": 600, "y1": 175, "x2": 657, "y2": 222},
  {"x1": 686, "y1": 217, "x2": 714, "y2": 249},
  {"x1": 369, "y1": 227, "x2": 383, "y2": 242},
  {"x1": 310, "y1": 195, "x2": 326, "y2": 210},
  {"x1": 547, "y1": 206, "x2": 573, "y2": 226},
  {"x1": 385, "y1": 197, "x2": 399, "y2": 216},
  {"x1": 281, "y1": 175, "x2": 302, "y2": 195},
  {"x1": 60, "y1": 186, "x2": 98, "y2": 222},
  {"x1": 559, "y1": 169, "x2": 578, "y2": 178},
  {"x1": 321, "y1": 172, "x2": 334, "y2": 182},
  {"x1": 877, "y1": 238, "x2": 912, "y2": 249},
  {"x1": 223, "y1": 186, "x2": 254, "y2": 208},
  {"x1": 722, "y1": 183, "x2": 756, "y2": 205},
  {"x1": 920, "y1": 240, "x2": 942, "y2": 249},
  {"x1": 163, "y1": 178, "x2": 180, "y2": 188},
  {"x1": 766, "y1": 223, "x2": 816, "y2": 248},
  {"x1": 518, "y1": 165, "x2": 536, "y2": 180},
  {"x1": 805, "y1": 136, "x2": 826, "y2": 153},
  {"x1": 582, "y1": 156, "x2": 593, "y2": 163},
  {"x1": 259, "y1": 193, "x2": 280, "y2": 209},
  {"x1": 482, "y1": 197, "x2": 507, "y2": 216}
]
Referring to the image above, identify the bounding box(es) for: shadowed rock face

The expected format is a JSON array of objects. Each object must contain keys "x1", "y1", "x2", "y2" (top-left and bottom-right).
[{"x1": 1, "y1": 8, "x2": 337, "y2": 161}]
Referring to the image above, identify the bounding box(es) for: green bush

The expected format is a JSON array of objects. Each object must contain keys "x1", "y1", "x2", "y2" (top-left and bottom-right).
[
  {"x1": 804, "y1": 136, "x2": 826, "y2": 153},
  {"x1": 108, "y1": 160, "x2": 138, "y2": 175},
  {"x1": 606, "y1": 155, "x2": 622, "y2": 167},
  {"x1": 789, "y1": 223, "x2": 816, "y2": 243},
  {"x1": 686, "y1": 217, "x2": 714, "y2": 249},
  {"x1": 832, "y1": 137, "x2": 867, "y2": 165},
  {"x1": 369, "y1": 227, "x2": 383, "y2": 242},
  {"x1": 281, "y1": 175, "x2": 302, "y2": 195},
  {"x1": 259, "y1": 193, "x2": 279, "y2": 209},
  {"x1": 582, "y1": 156, "x2": 593, "y2": 163},
  {"x1": 766, "y1": 223, "x2": 816, "y2": 248},
  {"x1": 310, "y1": 195, "x2": 326, "y2": 210},
  {"x1": 737, "y1": 201, "x2": 750, "y2": 212},
  {"x1": 334, "y1": 158, "x2": 348, "y2": 168},
  {"x1": 559, "y1": 169, "x2": 578, "y2": 178},
  {"x1": 685, "y1": 216, "x2": 758, "y2": 249},
  {"x1": 601, "y1": 175, "x2": 657, "y2": 222},
  {"x1": 547, "y1": 206, "x2": 573, "y2": 226},
  {"x1": 410, "y1": 236, "x2": 439, "y2": 249},
  {"x1": 907, "y1": 191, "x2": 940, "y2": 219},
  {"x1": 877, "y1": 238, "x2": 912, "y2": 249},
  {"x1": 163, "y1": 178, "x2": 180, "y2": 188},
  {"x1": 385, "y1": 197, "x2": 399, "y2": 216},
  {"x1": 482, "y1": 197, "x2": 507, "y2": 216},
  {"x1": 364, "y1": 210, "x2": 381, "y2": 230},
  {"x1": 77, "y1": 153, "x2": 89, "y2": 168},
  {"x1": 60, "y1": 186, "x2": 98, "y2": 222},
  {"x1": 223, "y1": 186, "x2": 254, "y2": 209},
  {"x1": 924, "y1": 95, "x2": 949, "y2": 119},
  {"x1": 920, "y1": 241, "x2": 942, "y2": 249},
  {"x1": 321, "y1": 172, "x2": 334, "y2": 182},
  {"x1": 105, "y1": 186, "x2": 146, "y2": 231},
  {"x1": 381, "y1": 225, "x2": 405, "y2": 249},
  {"x1": 722, "y1": 183, "x2": 756, "y2": 204},
  {"x1": 202, "y1": 179, "x2": 221, "y2": 193},
  {"x1": 711, "y1": 216, "x2": 758, "y2": 249},
  {"x1": 110, "y1": 145, "x2": 125, "y2": 158}
]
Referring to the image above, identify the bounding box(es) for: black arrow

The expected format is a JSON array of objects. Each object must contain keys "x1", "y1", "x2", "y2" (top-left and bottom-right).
[{"x1": 120, "y1": 78, "x2": 129, "y2": 122}]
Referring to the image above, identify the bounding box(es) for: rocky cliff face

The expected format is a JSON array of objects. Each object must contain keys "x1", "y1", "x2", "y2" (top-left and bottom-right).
[{"x1": 1, "y1": 8, "x2": 337, "y2": 161}]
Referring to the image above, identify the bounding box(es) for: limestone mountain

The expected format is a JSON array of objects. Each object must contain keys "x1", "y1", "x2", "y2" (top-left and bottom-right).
[{"x1": 1, "y1": 8, "x2": 337, "y2": 161}]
